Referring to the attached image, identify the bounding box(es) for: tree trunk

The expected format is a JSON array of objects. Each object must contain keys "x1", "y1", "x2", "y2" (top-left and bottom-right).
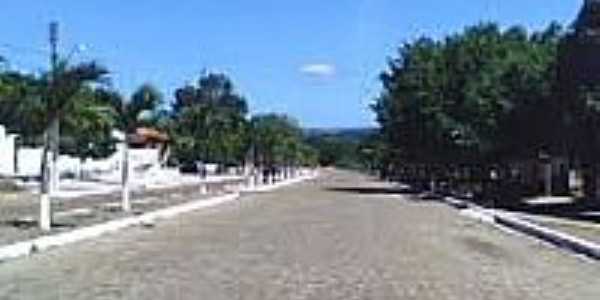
[
  {"x1": 121, "y1": 142, "x2": 131, "y2": 212},
  {"x1": 256, "y1": 166, "x2": 263, "y2": 186},
  {"x1": 246, "y1": 165, "x2": 255, "y2": 190},
  {"x1": 39, "y1": 130, "x2": 52, "y2": 231},
  {"x1": 584, "y1": 164, "x2": 597, "y2": 201},
  {"x1": 543, "y1": 161, "x2": 553, "y2": 197},
  {"x1": 49, "y1": 117, "x2": 60, "y2": 194}
]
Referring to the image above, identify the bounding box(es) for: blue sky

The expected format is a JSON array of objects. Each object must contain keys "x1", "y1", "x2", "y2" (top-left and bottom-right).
[{"x1": 0, "y1": 0, "x2": 583, "y2": 128}]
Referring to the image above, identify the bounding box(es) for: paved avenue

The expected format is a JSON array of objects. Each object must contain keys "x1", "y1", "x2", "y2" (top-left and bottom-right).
[{"x1": 0, "y1": 170, "x2": 599, "y2": 299}]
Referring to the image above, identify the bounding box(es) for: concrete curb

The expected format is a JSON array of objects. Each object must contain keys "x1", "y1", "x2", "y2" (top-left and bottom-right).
[
  {"x1": 0, "y1": 241, "x2": 35, "y2": 262},
  {"x1": 442, "y1": 197, "x2": 470, "y2": 209},
  {"x1": 458, "y1": 207, "x2": 496, "y2": 224},
  {"x1": 494, "y1": 212, "x2": 600, "y2": 260},
  {"x1": 244, "y1": 173, "x2": 318, "y2": 193},
  {"x1": 0, "y1": 193, "x2": 239, "y2": 263},
  {"x1": 441, "y1": 196, "x2": 600, "y2": 260},
  {"x1": 0, "y1": 173, "x2": 317, "y2": 263}
]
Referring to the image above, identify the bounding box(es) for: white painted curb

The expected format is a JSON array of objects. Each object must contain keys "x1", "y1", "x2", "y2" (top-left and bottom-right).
[
  {"x1": 0, "y1": 241, "x2": 35, "y2": 262},
  {"x1": 494, "y1": 212, "x2": 600, "y2": 260},
  {"x1": 441, "y1": 196, "x2": 600, "y2": 260},
  {"x1": 245, "y1": 173, "x2": 318, "y2": 193},
  {"x1": 0, "y1": 193, "x2": 239, "y2": 262},
  {"x1": 0, "y1": 171, "x2": 318, "y2": 263},
  {"x1": 459, "y1": 208, "x2": 496, "y2": 224}
]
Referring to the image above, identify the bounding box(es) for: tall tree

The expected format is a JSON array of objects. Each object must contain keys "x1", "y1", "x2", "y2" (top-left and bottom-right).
[
  {"x1": 250, "y1": 114, "x2": 307, "y2": 174},
  {"x1": 171, "y1": 72, "x2": 249, "y2": 166},
  {"x1": 373, "y1": 22, "x2": 564, "y2": 193},
  {"x1": 41, "y1": 60, "x2": 109, "y2": 229}
]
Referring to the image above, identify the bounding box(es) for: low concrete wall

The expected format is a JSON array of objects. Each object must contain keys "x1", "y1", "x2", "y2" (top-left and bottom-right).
[
  {"x1": 15, "y1": 146, "x2": 163, "y2": 179},
  {"x1": 0, "y1": 126, "x2": 17, "y2": 176},
  {"x1": 16, "y1": 148, "x2": 43, "y2": 177}
]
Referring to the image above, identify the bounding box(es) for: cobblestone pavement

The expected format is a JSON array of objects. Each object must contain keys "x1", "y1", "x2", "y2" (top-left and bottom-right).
[{"x1": 0, "y1": 170, "x2": 599, "y2": 299}]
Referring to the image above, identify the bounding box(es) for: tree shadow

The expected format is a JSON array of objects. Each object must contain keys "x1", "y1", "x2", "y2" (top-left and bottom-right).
[
  {"x1": 325, "y1": 186, "x2": 420, "y2": 195},
  {"x1": 1, "y1": 219, "x2": 76, "y2": 230}
]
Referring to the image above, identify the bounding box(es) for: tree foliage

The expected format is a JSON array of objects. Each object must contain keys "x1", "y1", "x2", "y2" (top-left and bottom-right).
[
  {"x1": 372, "y1": 22, "x2": 564, "y2": 174},
  {"x1": 1, "y1": 62, "x2": 315, "y2": 170},
  {"x1": 250, "y1": 114, "x2": 310, "y2": 167},
  {"x1": 0, "y1": 60, "x2": 110, "y2": 149},
  {"x1": 170, "y1": 72, "x2": 249, "y2": 165}
]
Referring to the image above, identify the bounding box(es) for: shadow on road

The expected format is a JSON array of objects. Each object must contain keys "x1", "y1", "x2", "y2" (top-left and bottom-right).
[
  {"x1": 325, "y1": 186, "x2": 418, "y2": 195},
  {"x1": 1, "y1": 219, "x2": 76, "y2": 230}
]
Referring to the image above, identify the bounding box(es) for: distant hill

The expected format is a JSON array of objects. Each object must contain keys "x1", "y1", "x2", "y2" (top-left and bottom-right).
[{"x1": 303, "y1": 127, "x2": 377, "y2": 168}]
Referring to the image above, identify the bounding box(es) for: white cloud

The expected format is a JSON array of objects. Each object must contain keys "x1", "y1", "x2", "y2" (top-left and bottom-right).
[{"x1": 300, "y1": 63, "x2": 336, "y2": 78}]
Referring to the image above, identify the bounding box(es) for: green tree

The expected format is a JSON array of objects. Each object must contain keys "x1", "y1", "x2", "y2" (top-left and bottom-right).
[
  {"x1": 0, "y1": 71, "x2": 46, "y2": 143},
  {"x1": 0, "y1": 61, "x2": 110, "y2": 199},
  {"x1": 250, "y1": 114, "x2": 310, "y2": 174},
  {"x1": 60, "y1": 87, "x2": 118, "y2": 159},
  {"x1": 171, "y1": 72, "x2": 249, "y2": 166},
  {"x1": 372, "y1": 22, "x2": 564, "y2": 193}
]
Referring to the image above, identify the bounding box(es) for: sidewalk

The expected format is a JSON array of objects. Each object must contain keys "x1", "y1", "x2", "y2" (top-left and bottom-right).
[
  {"x1": 0, "y1": 169, "x2": 319, "y2": 262},
  {"x1": 0, "y1": 179, "x2": 239, "y2": 247},
  {"x1": 19, "y1": 172, "x2": 246, "y2": 199},
  {"x1": 522, "y1": 216, "x2": 600, "y2": 245},
  {"x1": 441, "y1": 196, "x2": 600, "y2": 260}
]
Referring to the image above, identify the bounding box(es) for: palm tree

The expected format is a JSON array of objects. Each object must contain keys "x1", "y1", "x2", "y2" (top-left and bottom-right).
[
  {"x1": 0, "y1": 71, "x2": 46, "y2": 143},
  {"x1": 40, "y1": 61, "x2": 108, "y2": 230},
  {"x1": 60, "y1": 88, "x2": 119, "y2": 160}
]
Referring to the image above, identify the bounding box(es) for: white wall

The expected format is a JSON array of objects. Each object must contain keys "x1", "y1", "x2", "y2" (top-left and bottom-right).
[
  {"x1": 0, "y1": 125, "x2": 17, "y2": 176},
  {"x1": 1, "y1": 124, "x2": 165, "y2": 179},
  {"x1": 17, "y1": 145, "x2": 163, "y2": 178},
  {"x1": 16, "y1": 147, "x2": 43, "y2": 177},
  {"x1": 129, "y1": 148, "x2": 160, "y2": 171}
]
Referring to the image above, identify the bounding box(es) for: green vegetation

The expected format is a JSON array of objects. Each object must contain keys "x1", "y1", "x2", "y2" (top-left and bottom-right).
[
  {"x1": 371, "y1": 22, "x2": 567, "y2": 197},
  {"x1": 0, "y1": 62, "x2": 110, "y2": 147},
  {"x1": 251, "y1": 114, "x2": 317, "y2": 169},
  {"x1": 170, "y1": 73, "x2": 249, "y2": 166},
  {"x1": 0, "y1": 65, "x2": 317, "y2": 170},
  {"x1": 305, "y1": 128, "x2": 376, "y2": 170}
]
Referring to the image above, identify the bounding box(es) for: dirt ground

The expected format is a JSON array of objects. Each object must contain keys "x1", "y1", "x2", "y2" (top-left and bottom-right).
[
  {"x1": 0, "y1": 169, "x2": 599, "y2": 299},
  {"x1": 0, "y1": 181, "x2": 237, "y2": 245}
]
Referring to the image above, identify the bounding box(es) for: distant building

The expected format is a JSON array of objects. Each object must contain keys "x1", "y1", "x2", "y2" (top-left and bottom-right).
[
  {"x1": 128, "y1": 127, "x2": 169, "y2": 149},
  {"x1": 127, "y1": 127, "x2": 171, "y2": 166}
]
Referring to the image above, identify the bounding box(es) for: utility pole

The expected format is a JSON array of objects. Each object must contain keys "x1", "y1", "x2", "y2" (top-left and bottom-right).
[
  {"x1": 49, "y1": 21, "x2": 59, "y2": 195},
  {"x1": 40, "y1": 21, "x2": 59, "y2": 231}
]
